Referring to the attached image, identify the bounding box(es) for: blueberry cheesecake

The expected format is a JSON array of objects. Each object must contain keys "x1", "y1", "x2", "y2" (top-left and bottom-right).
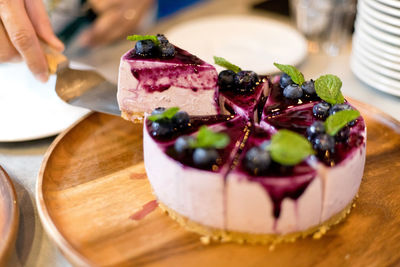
[
  {"x1": 119, "y1": 38, "x2": 366, "y2": 244},
  {"x1": 117, "y1": 34, "x2": 219, "y2": 121}
]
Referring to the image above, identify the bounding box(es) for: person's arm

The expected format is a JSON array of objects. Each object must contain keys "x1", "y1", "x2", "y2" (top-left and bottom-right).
[{"x1": 0, "y1": 0, "x2": 64, "y2": 82}]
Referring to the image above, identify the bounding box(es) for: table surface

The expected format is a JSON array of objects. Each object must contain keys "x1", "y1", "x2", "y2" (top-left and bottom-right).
[{"x1": 1, "y1": 0, "x2": 399, "y2": 266}]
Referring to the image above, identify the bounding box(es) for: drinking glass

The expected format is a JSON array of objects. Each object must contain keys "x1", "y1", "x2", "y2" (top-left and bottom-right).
[{"x1": 290, "y1": 0, "x2": 357, "y2": 55}]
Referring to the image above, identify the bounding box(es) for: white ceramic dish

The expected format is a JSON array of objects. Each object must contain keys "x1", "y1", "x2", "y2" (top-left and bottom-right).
[
  {"x1": 0, "y1": 62, "x2": 90, "y2": 142},
  {"x1": 355, "y1": 25, "x2": 400, "y2": 56},
  {"x1": 358, "y1": 10, "x2": 400, "y2": 36},
  {"x1": 352, "y1": 46, "x2": 400, "y2": 80},
  {"x1": 365, "y1": 0, "x2": 400, "y2": 17},
  {"x1": 358, "y1": 0, "x2": 400, "y2": 26},
  {"x1": 355, "y1": 18, "x2": 400, "y2": 46},
  {"x1": 351, "y1": 55, "x2": 400, "y2": 97},
  {"x1": 353, "y1": 37, "x2": 400, "y2": 70},
  {"x1": 165, "y1": 15, "x2": 308, "y2": 75},
  {"x1": 353, "y1": 33, "x2": 400, "y2": 63},
  {"x1": 375, "y1": 0, "x2": 400, "y2": 9}
]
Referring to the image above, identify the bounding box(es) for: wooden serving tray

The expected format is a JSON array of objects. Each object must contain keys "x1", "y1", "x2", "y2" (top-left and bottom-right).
[
  {"x1": 0, "y1": 166, "x2": 19, "y2": 266},
  {"x1": 37, "y1": 101, "x2": 400, "y2": 267}
]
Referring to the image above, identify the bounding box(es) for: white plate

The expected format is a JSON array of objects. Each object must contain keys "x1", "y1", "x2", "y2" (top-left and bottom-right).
[
  {"x1": 165, "y1": 15, "x2": 308, "y2": 74},
  {"x1": 355, "y1": 18, "x2": 400, "y2": 46},
  {"x1": 375, "y1": 0, "x2": 400, "y2": 9},
  {"x1": 353, "y1": 37, "x2": 400, "y2": 70},
  {"x1": 358, "y1": 0, "x2": 400, "y2": 26},
  {"x1": 353, "y1": 34, "x2": 400, "y2": 63},
  {"x1": 351, "y1": 55, "x2": 400, "y2": 97},
  {"x1": 352, "y1": 45, "x2": 400, "y2": 80},
  {"x1": 0, "y1": 62, "x2": 90, "y2": 142},
  {"x1": 355, "y1": 25, "x2": 400, "y2": 56},
  {"x1": 358, "y1": 9, "x2": 400, "y2": 36},
  {"x1": 365, "y1": 0, "x2": 400, "y2": 17}
]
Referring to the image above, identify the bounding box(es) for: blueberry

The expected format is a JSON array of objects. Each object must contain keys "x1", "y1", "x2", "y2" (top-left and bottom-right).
[
  {"x1": 244, "y1": 146, "x2": 271, "y2": 175},
  {"x1": 301, "y1": 79, "x2": 315, "y2": 95},
  {"x1": 279, "y1": 73, "x2": 292, "y2": 88},
  {"x1": 151, "y1": 120, "x2": 174, "y2": 138},
  {"x1": 335, "y1": 126, "x2": 350, "y2": 142},
  {"x1": 135, "y1": 40, "x2": 156, "y2": 57},
  {"x1": 218, "y1": 70, "x2": 237, "y2": 91},
  {"x1": 193, "y1": 148, "x2": 219, "y2": 168},
  {"x1": 259, "y1": 140, "x2": 271, "y2": 150},
  {"x1": 313, "y1": 102, "x2": 331, "y2": 120},
  {"x1": 156, "y1": 34, "x2": 169, "y2": 44},
  {"x1": 174, "y1": 135, "x2": 195, "y2": 154},
  {"x1": 159, "y1": 42, "x2": 176, "y2": 58},
  {"x1": 151, "y1": 107, "x2": 166, "y2": 116},
  {"x1": 306, "y1": 121, "x2": 325, "y2": 140},
  {"x1": 235, "y1": 71, "x2": 259, "y2": 92},
  {"x1": 329, "y1": 104, "x2": 352, "y2": 115},
  {"x1": 312, "y1": 134, "x2": 335, "y2": 152},
  {"x1": 172, "y1": 111, "x2": 190, "y2": 129},
  {"x1": 283, "y1": 84, "x2": 303, "y2": 99}
]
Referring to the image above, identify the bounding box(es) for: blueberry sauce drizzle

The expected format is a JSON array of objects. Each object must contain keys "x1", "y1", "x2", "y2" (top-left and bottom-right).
[
  {"x1": 263, "y1": 83, "x2": 320, "y2": 117},
  {"x1": 124, "y1": 46, "x2": 217, "y2": 92}
]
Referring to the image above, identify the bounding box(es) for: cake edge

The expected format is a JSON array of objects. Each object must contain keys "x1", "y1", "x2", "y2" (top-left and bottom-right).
[{"x1": 158, "y1": 199, "x2": 356, "y2": 248}]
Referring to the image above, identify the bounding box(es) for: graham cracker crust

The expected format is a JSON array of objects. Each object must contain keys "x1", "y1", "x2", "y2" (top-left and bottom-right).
[
  {"x1": 121, "y1": 110, "x2": 144, "y2": 123},
  {"x1": 158, "y1": 201, "x2": 356, "y2": 247}
]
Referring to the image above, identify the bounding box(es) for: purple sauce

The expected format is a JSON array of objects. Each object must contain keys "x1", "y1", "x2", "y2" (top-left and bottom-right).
[
  {"x1": 263, "y1": 83, "x2": 320, "y2": 117},
  {"x1": 124, "y1": 47, "x2": 217, "y2": 92},
  {"x1": 234, "y1": 125, "x2": 316, "y2": 219},
  {"x1": 165, "y1": 117, "x2": 249, "y2": 172},
  {"x1": 219, "y1": 79, "x2": 268, "y2": 121}
]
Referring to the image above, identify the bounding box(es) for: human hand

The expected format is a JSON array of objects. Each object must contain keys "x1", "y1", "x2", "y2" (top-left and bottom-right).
[
  {"x1": 0, "y1": 0, "x2": 64, "y2": 82},
  {"x1": 79, "y1": 0, "x2": 155, "y2": 47}
]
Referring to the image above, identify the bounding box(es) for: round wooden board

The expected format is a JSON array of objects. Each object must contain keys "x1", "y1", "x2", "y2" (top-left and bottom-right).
[
  {"x1": 37, "y1": 101, "x2": 400, "y2": 267},
  {"x1": 0, "y1": 166, "x2": 19, "y2": 266}
]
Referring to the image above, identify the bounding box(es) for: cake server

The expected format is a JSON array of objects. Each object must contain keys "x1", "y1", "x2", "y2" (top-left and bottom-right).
[{"x1": 46, "y1": 46, "x2": 120, "y2": 116}]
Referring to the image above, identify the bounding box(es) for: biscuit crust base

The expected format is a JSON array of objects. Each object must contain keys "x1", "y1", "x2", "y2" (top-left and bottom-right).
[{"x1": 158, "y1": 201, "x2": 355, "y2": 247}]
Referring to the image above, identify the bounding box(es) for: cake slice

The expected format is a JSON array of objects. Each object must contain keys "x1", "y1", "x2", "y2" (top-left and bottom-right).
[
  {"x1": 143, "y1": 109, "x2": 249, "y2": 229},
  {"x1": 118, "y1": 35, "x2": 219, "y2": 121}
]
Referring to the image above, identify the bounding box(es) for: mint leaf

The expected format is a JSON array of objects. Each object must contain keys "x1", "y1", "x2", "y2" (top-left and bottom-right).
[
  {"x1": 325, "y1": 110, "x2": 360, "y2": 136},
  {"x1": 191, "y1": 126, "x2": 230, "y2": 149},
  {"x1": 213, "y1": 56, "x2": 242, "y2": 73},
  {"x1": 315, "y1": 74, "x2": 345, "y2": 105},
  {"x1": 269, "y1": 130, "x2": 315, "y2": 166},
  {"x1": 273, "y1": 63, "x2": 305, "y2": 85},
  {"x1": 148, "y1": 107, "x2": 179, "y2": 122},
  {"x1": 127, "y1": 34, "x2": 159, "y2": 45}
]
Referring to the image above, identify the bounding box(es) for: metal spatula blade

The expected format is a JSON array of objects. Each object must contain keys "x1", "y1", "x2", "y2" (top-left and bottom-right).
[
  {"x1": 55, "y1": 61, "x2": 120, "y2": 116},
  {"x1": 46, "y1": 45, "x2": 120, "y2": 116}
]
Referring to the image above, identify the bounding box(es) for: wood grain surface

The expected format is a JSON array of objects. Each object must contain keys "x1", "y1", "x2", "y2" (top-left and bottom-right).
[
  {"x1": 37, "y1": 101, "x2": 400, "y2": 267},
  {"x1": 0, "y1": 166, "x2": 19, "y2": 266}
]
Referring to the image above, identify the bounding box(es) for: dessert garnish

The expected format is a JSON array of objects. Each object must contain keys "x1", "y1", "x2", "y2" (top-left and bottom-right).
[
  {"x1": 148, "y1": 107, "x2": 190, "y2": 139},
  {"x1": 245, "y1": 129, "x2": 314, "y2": 175},
  {"x1": 268, "y1": 129, "x2": 315, "y2": 166},
  {"x1": 314, "y1": 74, "x2": 345, "y2": 105},
  {"x1": 274, "y1": 63, "x2": 314, "y2": 99},
  {"x1": 307, "y1": 109, "x2": 361, "y2": 159},
  {"x1": 174, "y1": 126, "x2": 230, "y2": 168},
  {"x1": 214, "y1": 56, "x2": 259, "y2": 93},
  {"x1": 127, "y1": 34, "x2": 176, "y2": 58}
]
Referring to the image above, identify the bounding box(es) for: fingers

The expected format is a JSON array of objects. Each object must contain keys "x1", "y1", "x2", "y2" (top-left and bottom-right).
[
  {"x1": 0, "y1": 21, "x2": 20, "y2": 62},
  {"x1": 0, "y1": 0, "x2": 49, "y2": 82},
  {"x1": 25, "y1": 0, "x2": 64, "y2": 51},
  {"x1": 81, "y1": 0, "x2": 154, "y2": 47},
  {"x1": 80, "y1": 10, "x2": 128, "y2": 47}
]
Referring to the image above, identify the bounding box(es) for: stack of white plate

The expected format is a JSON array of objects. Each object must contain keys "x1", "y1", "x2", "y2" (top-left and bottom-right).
[{"x1": 351, "y1": 0, "x2": 400, "y2": 96}]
